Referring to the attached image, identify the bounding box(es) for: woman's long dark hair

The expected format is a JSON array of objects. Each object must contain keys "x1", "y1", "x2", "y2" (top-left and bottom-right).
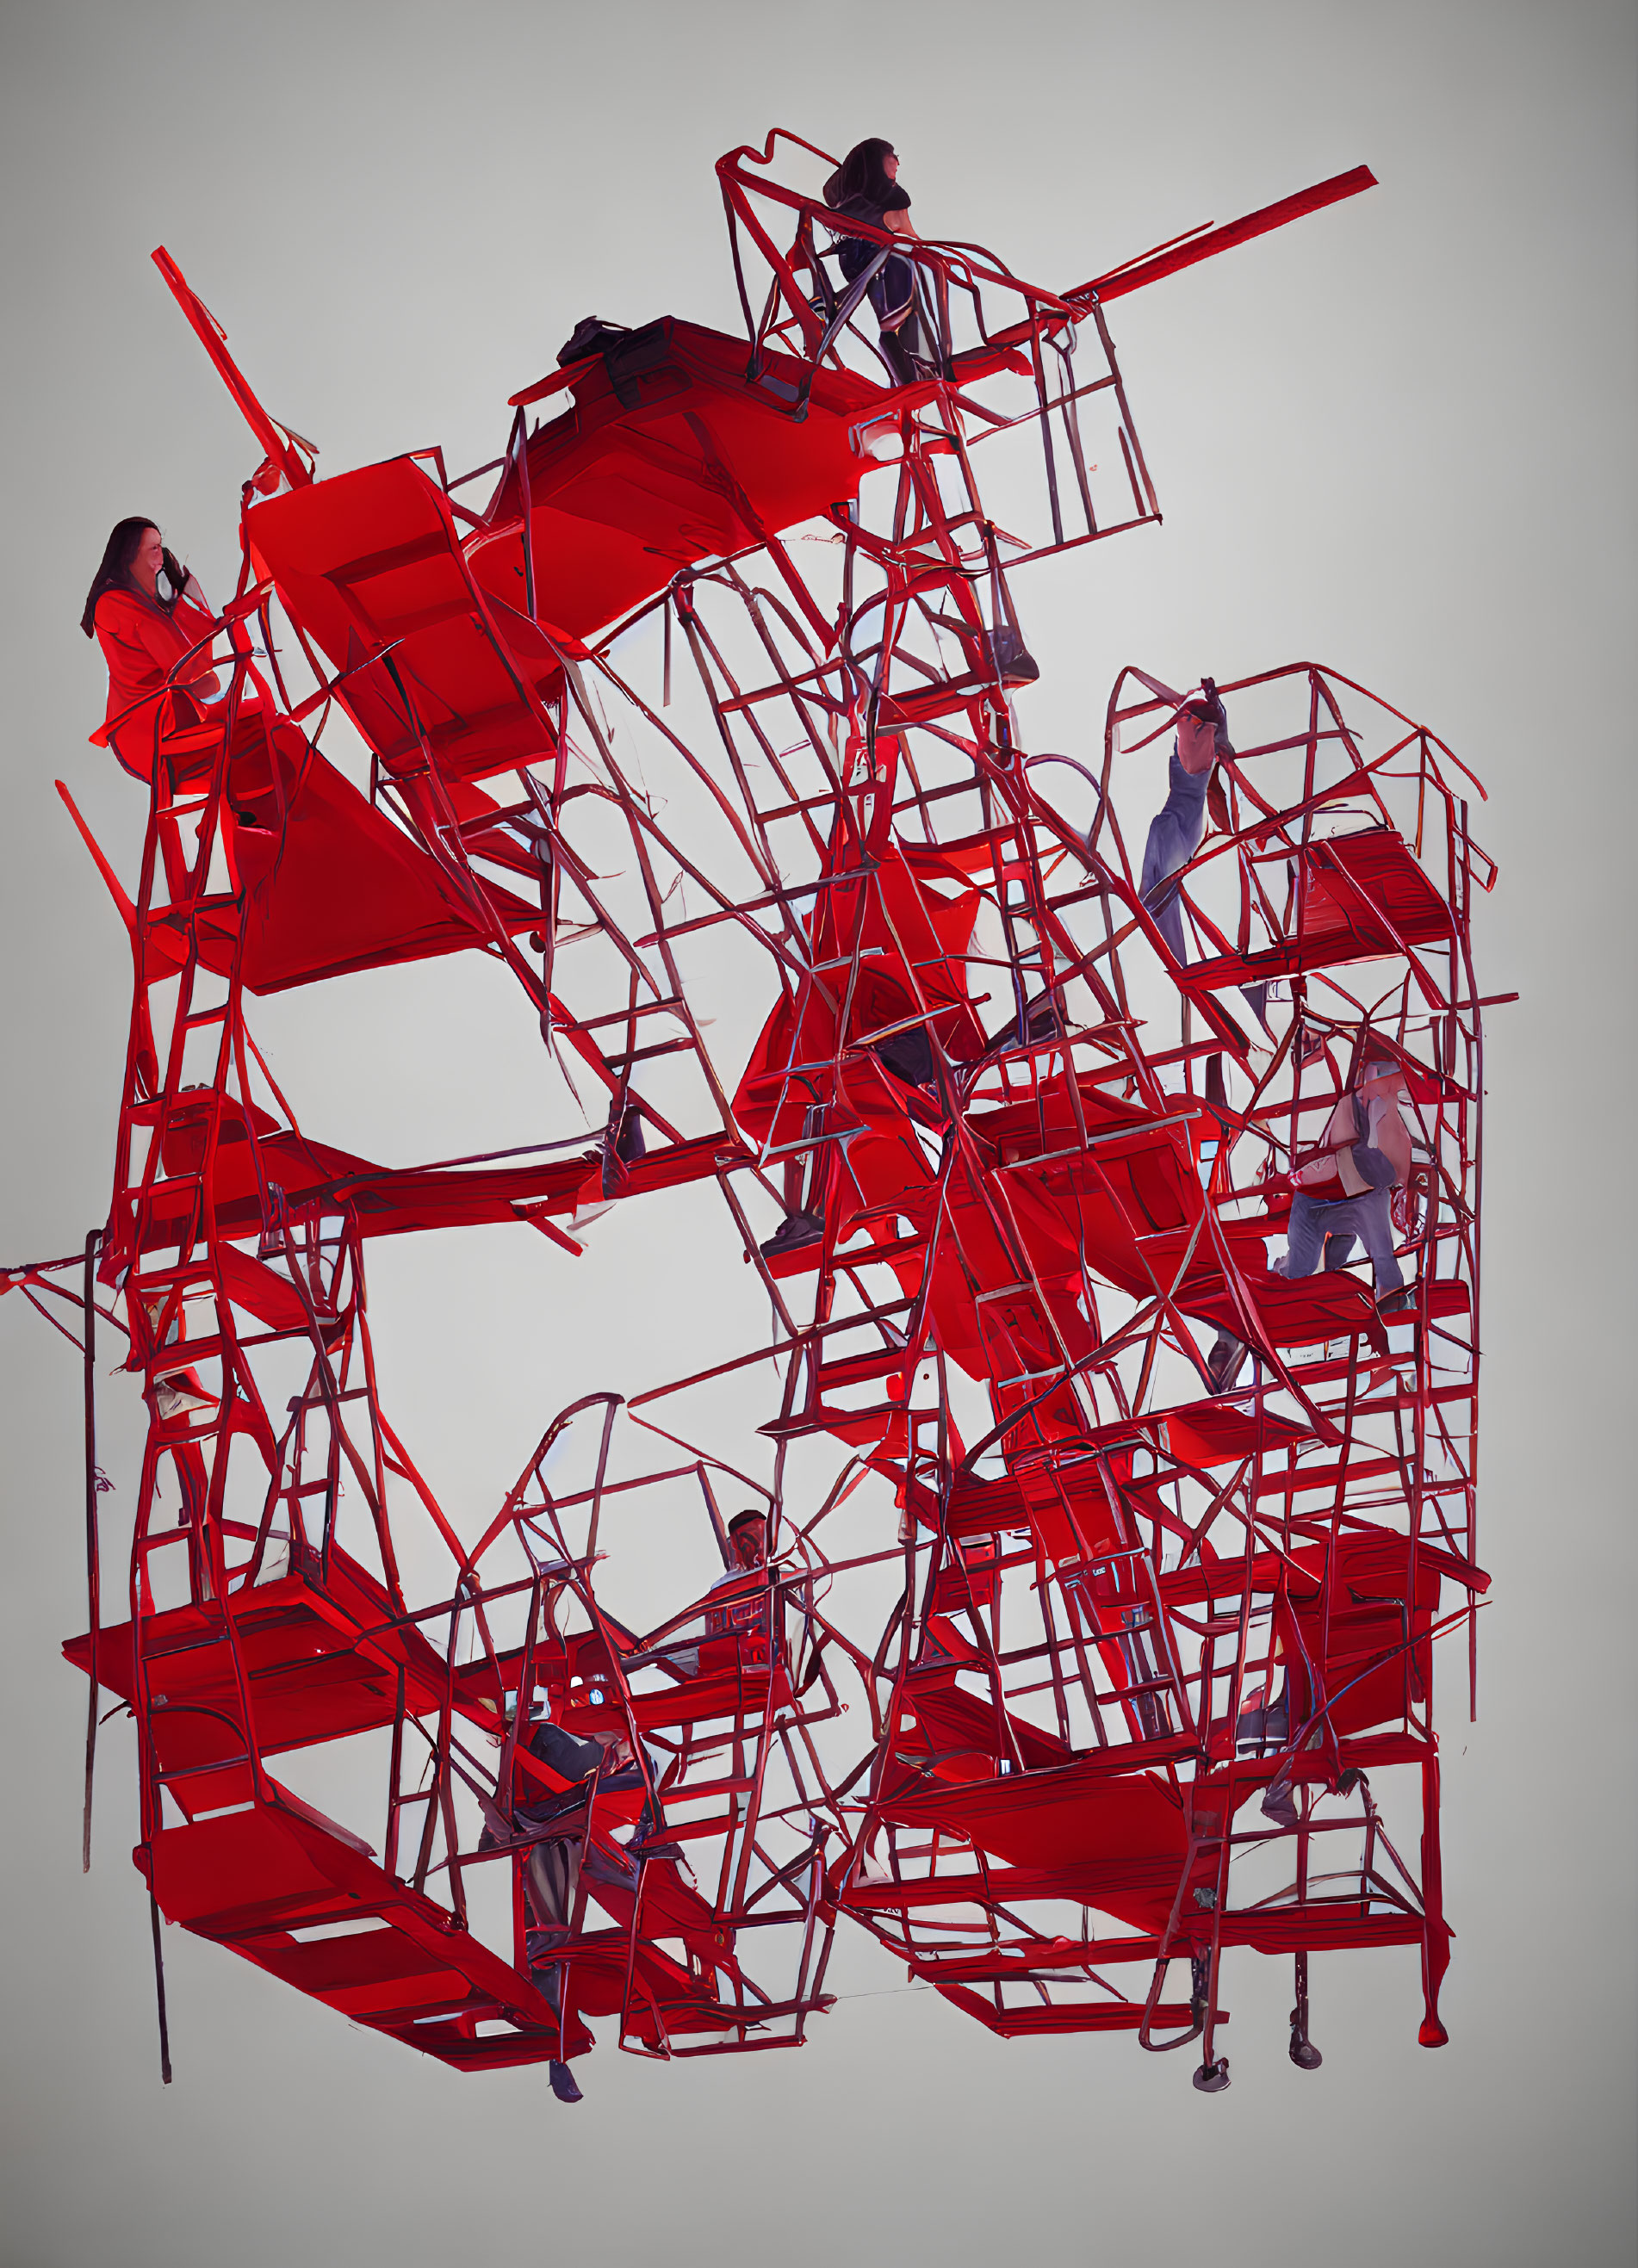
[
  {"x1": 80, "y1": 517, "x2": 188, "y2": 637},
  {"x1": 824, "y1": 138, "x2": 897, "y2": 211}
]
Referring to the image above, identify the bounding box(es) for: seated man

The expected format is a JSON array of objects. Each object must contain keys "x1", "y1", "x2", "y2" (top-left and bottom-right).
[
  {"x1": 705, "y1": 1510, "x2": 775, "y2": 1645},
  {"x1": 666, "y1": 1509, "x2": 779, "y2": 1675}
]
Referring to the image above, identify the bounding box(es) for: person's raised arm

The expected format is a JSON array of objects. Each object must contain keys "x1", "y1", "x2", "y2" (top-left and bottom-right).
[{"x1": 1175, "y1": 710, "x2": 1218, "y2": 776}]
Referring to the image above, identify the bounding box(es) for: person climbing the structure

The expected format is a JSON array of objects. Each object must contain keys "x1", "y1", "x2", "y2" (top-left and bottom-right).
[
  {"x1": 1130, "y1": 671, "x2": 1280, "y2": 1061},
  {"x1": 1284, "y1": 1055, "x2": 1415, "y2": 1310},
  {"x1": 1134, "y1": 672, "x2": 1232, "y2": 964},
  {"x1": 823, "y1": 139, "x2": 927, "y2": 387},
  {"x1": 481, "y1": 1684, "x2": 660, "y2": 2104},
  {"x1": 1207, "y1": 1053, "x2": 1417, "y2": 1390}
]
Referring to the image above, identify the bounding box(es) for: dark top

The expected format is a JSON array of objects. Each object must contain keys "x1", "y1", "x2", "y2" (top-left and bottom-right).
[
  {"x1": 833, "y1": 184, "x2": 910, "y2": 233},
  {"x1": 519, "y1": 1719, "x2": 662, "y2": 1846},
  {"x1": 833, "y1": 186, "x2": 911, "y2": 285}
]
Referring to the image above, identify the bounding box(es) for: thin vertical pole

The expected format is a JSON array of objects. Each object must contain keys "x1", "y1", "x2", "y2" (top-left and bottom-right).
[
  {"x1": 81, "y1": 1229, "x2": 101, "y2": 1874},
  {"x1": 148, "y1": 1891, "x2": 173, "y2": 2084}
]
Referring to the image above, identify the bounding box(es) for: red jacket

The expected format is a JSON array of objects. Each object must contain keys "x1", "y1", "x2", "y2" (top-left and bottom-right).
[{"x1": 92, "y1": 587, "x2": 220, "y2": 742}]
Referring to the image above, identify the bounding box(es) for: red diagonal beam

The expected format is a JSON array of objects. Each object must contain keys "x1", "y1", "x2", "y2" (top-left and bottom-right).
[
  {"x1": 1068, "y1": 165, "x2": 1377, "y2": 306},
  {"x1": 151, "y1": 247, "x2": 313, "y2": 488}
]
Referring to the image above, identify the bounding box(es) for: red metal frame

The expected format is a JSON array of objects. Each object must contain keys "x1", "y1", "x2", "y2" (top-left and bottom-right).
[{"x1": 10, "y1": 128, "x2": 1496, "y2": 2098}]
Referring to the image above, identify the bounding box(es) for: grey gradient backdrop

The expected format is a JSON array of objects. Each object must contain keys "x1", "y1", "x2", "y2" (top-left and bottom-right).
[{"x1": 1, "y1": 3, "x2": 1633, "y2": 2264}]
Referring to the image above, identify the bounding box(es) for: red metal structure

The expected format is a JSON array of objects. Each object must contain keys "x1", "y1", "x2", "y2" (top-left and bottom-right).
[{"x1": 9, "y1": 130, "x2": 1498, "y2": 2098}]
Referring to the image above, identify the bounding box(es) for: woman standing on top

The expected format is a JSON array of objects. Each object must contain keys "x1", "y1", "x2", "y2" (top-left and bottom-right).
[
  {"x1": 82, "y1": 517, "x2": 225, "y2": 779},
  {"x1": 822, "y1": 138, "x2": 928, "y2": 387}
]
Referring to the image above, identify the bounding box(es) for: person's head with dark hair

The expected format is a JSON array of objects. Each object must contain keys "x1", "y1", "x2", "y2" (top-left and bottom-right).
[
  {"x1": 727, "y1": 1509, "x2": 769, "y2": 1568},
  {"x1": 81, "y1": 517, "x2": 188, "y2": 637},
  {"x1": 824, "y1": 138, "x2": 899, "y2": 212}
]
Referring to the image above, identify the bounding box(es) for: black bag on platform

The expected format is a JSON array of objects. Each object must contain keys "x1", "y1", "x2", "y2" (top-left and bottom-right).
[{"x1": 556, "y1": 317, "x2": 673, "y2": 411}]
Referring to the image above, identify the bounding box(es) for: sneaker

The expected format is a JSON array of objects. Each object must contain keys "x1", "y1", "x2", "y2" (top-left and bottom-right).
[
  {"x1": 760, "y1": 1211, "x2": 824, "y2": 1258},
  {"x1": 1377, "y1": 1287, "x2": 1416, "y2": 1317},
  {"x1": 548, "y1": 2059, "x2": 583, "y2": 2104}
]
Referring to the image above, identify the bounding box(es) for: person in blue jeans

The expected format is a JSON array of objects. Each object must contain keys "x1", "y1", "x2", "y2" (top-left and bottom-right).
[
  {"x1": 1139, "y1": 684, "x2": 1227, "y2": 960},
  {"x1": 1282, "y1": 1059, "x2": 1412, "y2": 1307},
  {"x1": 1134, "y1": 675, "x2": 1271, "y2": 1032},
  {"x1": 1207, "y1": 1057, "x2": 1414, "y2": 1389}
]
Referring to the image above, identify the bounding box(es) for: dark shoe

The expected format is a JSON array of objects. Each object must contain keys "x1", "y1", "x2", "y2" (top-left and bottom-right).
[
  {"x1": 1264, "y1": 1696, "x2": 1289, "y2": 1745},
  {"x1": 548, "y1": 2059, "x2": 583, "y2": 2104},
  {"x1": 1207, "y1": 1334, "x2": 1246, "y2": 1391},
  {"x1": 1377, "y1": 1287, "x2": 1416, "y2": 1317},
  {"x1": 760, "y1": 1211, "x2": 824, "y2": 1258},
  {"x1": 628, "y1": 1837, "x2": 686, "y2": 1863},
  {"x1": 1289, "y1": 2029, "x2": 1324, "y2": 2071}
]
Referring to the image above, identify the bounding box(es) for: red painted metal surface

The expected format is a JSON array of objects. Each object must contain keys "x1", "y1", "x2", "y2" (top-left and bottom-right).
[{"x1": 13, "y1": 131, "x2": 1495, "y2": 2097}]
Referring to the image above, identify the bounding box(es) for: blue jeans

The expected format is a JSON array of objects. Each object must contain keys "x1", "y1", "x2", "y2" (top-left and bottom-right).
[
  {"x1": 1286, "y1": 1181, "x2": 1404, "y2": 1294},
  {"x1": 1140, "y1": 748, "x2": 1208, "y2": 964},
  {"x1": 1139, "y1": 744, "x2": 1270, "y2": 1031}
]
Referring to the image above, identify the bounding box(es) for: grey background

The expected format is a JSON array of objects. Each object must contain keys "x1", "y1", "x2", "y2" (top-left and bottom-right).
[{"x1": 1, "y1": 3, "x2": 1633, "y2": 2263}]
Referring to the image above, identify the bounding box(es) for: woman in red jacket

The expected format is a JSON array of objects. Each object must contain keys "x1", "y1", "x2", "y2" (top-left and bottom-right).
[{"x1": 81, "y1": 517, "x2": 226, "y2": 779}]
